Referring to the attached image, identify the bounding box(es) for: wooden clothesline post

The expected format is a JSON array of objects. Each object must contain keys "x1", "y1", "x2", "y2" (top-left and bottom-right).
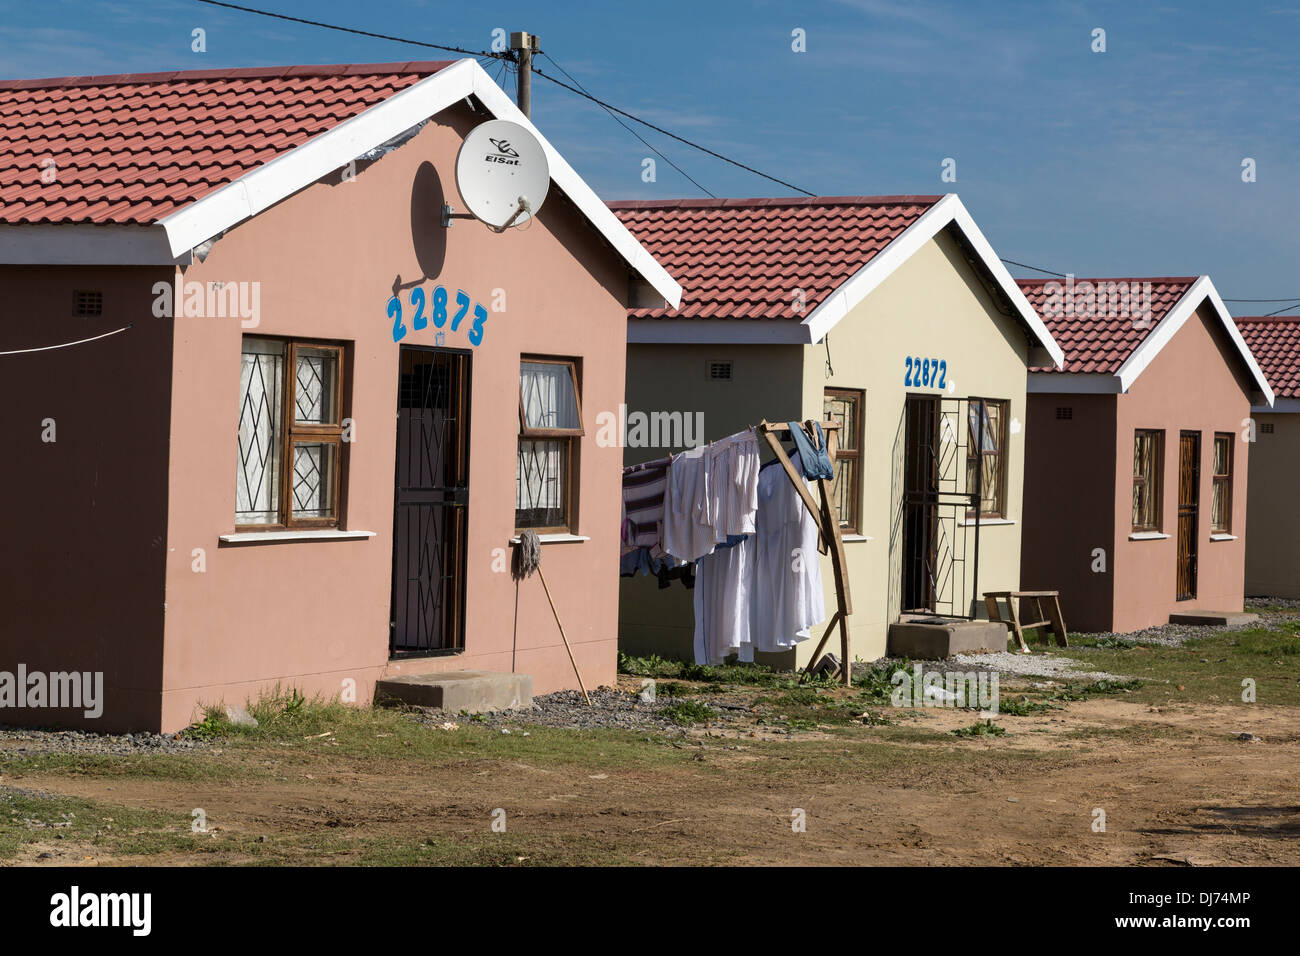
[{"x1": 757, "y1": 419, "x2": 853, "y2": 686}]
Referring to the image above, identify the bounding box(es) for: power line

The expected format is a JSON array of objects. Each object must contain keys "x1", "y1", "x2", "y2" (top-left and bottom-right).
[
  {"x1": 1000, "y1": 256, "x2": 1300, "y2": 306},
  {"x1": 194, "y1": 1, "x2": 812, "y2": 196},
  {"x1": 531, "y1": 63, "x2": 814, "y2": 196},
  {"x1": 540, "y1": 51, "x2": 715, "y2": 198},
  {"x1": 1260, "y1": 303, "x2": 1300, "y2": 317},
  {"x1": 193, "y1": 0, "x2": 505, "y2": 62},
  {"x1": 1000, "y1": 258, "x2": 1066, "y2": 278},
  {"x1": 0, "y1": 325, "x2": 132, "y2": 357}
]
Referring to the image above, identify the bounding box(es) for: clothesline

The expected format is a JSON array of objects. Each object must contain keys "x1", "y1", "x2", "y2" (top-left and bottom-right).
[{"x1": 619, "y1": 419, "x2": 853, "y2": 681}]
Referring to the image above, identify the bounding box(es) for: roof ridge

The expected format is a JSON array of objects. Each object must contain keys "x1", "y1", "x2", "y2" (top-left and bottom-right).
[
  {"x1": 1235, "y1": 314, "x2": 1300, "y2": 322},
  {"x1": 0, "y1": 61, "x2": 455, "y2": 91},
  {"x1": 607, "y1": 195, "x2": 944, "y2": 210},
  {"x1": 1016, "y1": 275, "x2": 1200, "y2": 285}
]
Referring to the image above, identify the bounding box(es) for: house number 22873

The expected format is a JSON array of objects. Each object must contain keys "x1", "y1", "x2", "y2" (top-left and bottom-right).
[
  {"x1": 388, "y1": 285, "x2": 488, "y2": 346},
  {"x1": 904, "y1": 356, "x2": 946, "y2": 389}
]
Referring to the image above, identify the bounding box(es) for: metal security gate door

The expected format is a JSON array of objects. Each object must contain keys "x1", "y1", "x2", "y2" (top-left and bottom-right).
[
  {"x1": 902, "y1": 396, "x2": 940, "y2": 612},
  {"x1": 1176, "y1": 431, "x2": 1200, "y2": 602},
  {"x1": 897, "y1": 395, "x2": 985, "y2": 618},
  {"x1": 391, "y1": 347, "x2": 470, "y2": 656}
]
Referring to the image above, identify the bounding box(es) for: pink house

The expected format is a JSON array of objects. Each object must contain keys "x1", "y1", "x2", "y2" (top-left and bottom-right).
[
  {"x1": 0, "y1": 61, "x2": 680, "y2": 732},
  {"x1": 1018, "y1": 276, "x2": 1272, "y2": 633}
]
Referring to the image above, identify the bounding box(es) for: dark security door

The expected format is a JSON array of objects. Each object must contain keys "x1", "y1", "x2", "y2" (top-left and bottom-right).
[
  {"x1": 391, "y1": 347, "x2": 470, "y2": 656},
  {"x1": 1176, "y1": 431, "x2": 1200, "y2": 602},
  {"x1": 902, "y1": 395, "x2": 940, "y2": 612}
]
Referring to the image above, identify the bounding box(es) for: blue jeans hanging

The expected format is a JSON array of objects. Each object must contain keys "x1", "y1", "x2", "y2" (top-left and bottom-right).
[{"x1": 786, "y1": 420, "x2": 835, "y2": 480}]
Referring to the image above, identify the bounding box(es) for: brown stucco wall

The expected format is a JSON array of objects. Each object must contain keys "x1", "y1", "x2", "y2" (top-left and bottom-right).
[
  {"x1": 1020, "y1": 392, "x2": 1118, "y2": 632},
  {"x1": 0, "y1": 265, "x2": 173, "y2": 730},
  {"x1": 1244, "y1": 411, "x2": 1300, "y2": 598}
]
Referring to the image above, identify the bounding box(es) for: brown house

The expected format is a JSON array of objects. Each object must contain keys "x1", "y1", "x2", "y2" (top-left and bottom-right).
[
  {"x1": 1018, "y1": 276, "x2": 1273, "y2": 633},
  {"x1": 1234, "y1": 315, "x2": 1300, "y2": 599},
  {"x1": 0, "y1": 61, "x2": 679, "y2": 732}
]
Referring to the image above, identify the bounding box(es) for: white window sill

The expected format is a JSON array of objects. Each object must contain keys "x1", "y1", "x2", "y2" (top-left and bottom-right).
[
  {"x1": 1128, "y1": 531, "x2": 1170, "y2": 541},
  {"x1": 959, "y1": 517, "x2": 1016, "y2": 527},
  {"x1": 840, "y1": 534, "x2": 873, "y2": 542},
  {"x1": 510, "y1": 533, "x2": 590, "y2": 545},
  {"x1": 1209, "y1": 533, "x2": 1238, "y2": 542},
  {"x1": 219, "y1": 529, "x2": 376, "y2": 545}
]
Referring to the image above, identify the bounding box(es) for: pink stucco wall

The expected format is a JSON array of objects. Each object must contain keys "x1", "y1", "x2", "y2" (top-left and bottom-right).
[
  {"x1": 158, "y1": 105, "x2": 629, "y2": 731},
  {"x1": 1110, "y1": 305, "x2": 1252, "y2": 632},
  {"x1": 1023, "y1": 305, "x2": 1253, "y2": 635}
]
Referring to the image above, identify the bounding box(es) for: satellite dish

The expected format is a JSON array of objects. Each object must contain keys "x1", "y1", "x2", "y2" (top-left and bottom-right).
[{"x1": 454, "y1": 119, "x2": 550, "y2": 230}]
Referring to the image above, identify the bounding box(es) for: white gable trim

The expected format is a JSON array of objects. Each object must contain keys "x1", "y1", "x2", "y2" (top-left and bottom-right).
[
  {"x1": 798, "y1": 193, "x2": 1065, "y2": 367},
  {"x1": 154, "y1": 59, "x2": 680, "y2": 307},
  {"x1": 1114, "y1": 276, "x2": 1274, "y2": 405}
]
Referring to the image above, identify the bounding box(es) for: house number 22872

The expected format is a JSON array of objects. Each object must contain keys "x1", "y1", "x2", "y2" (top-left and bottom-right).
[
  {"x1": 904, "y1": 356, "x2": 946, "y2": 389},
  {"x1": 388, "y1": 285, "x2": 488, "y2": 346}
]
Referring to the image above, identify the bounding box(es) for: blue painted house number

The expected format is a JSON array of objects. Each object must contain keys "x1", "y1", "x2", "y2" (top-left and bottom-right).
[
  {"x1": 904, "y1": 356, "x2": 947, "y2": 389},
  {"x1": 388, "y1": 285, "x2": 488, "y2": 346}
]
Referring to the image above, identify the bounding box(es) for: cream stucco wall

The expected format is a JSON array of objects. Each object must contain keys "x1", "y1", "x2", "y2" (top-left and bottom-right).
[
  {"x1": 797, "y1": 227, "x2": 1030, "y2": 664},
  {"x1": 1244, "y1": 411, "x2": 1300, "y2": 598},
  {"x1": 619, "y1": 227, "x2": 1033, "y2": 665},
  {"x1": 619, "y1": 344, "x2": 804, "y2": 660}
]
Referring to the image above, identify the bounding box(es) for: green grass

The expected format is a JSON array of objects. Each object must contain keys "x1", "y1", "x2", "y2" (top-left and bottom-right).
[
  {"x1": 618, "y1": 652, "x2": 836, "y2": 689},
  {"x1": 1054, "y1": 627, "x2": 1300, "y2": 707},
  {"x1": 659, "y1": 700, "x2": 718, "y2": 726},
  {"x1": 0, "y1": 791, "x2": 192, "y2": 861},
  {"x1": 950, "y1": 720, "x2": 1007, "y2": 738}
]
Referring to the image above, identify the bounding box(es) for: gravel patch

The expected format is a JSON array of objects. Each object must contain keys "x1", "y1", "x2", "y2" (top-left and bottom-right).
[
  {"x1": 407, "y1": 686, "x2": 731, "y2": 734},
  {"x1": 946, "y1": 651, "x2": 1131, "y2": 683},
  {"x1": 0, "y1": 728, "x2": 201, "y2": 758}
]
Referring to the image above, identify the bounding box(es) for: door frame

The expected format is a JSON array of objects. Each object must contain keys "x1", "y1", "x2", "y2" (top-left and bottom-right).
[
  {"x1": 1176, "y1": 430, "x2": 1200, "y2": 602},
  {"x1": 389, "y1": 345, "x2": 472, "y2": 658},
  {"x1": 902, "y1": 394, "x2": 940, "y2": 613}
]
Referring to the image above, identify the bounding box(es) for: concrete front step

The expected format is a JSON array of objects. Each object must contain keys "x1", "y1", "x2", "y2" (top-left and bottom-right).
[
  {"x1": 886, "y1": 617, "x2": 1007, "y2": 659},
  {"x1": 1168, "y1": 610, "x2": 1261, "y2": 627},
  {"x1": 375, "y1": 670, "x2": 533, "y2": 713}
]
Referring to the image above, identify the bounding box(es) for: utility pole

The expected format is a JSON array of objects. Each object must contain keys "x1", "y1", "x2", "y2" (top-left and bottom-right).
[{"x1": 509, "y1": 31, "x2": 539, "y2": 118}]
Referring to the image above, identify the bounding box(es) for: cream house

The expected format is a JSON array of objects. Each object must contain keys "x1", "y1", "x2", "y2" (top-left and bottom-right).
[{"x1": 610, "y1": 194, "x2": 1063, "y2": 665}]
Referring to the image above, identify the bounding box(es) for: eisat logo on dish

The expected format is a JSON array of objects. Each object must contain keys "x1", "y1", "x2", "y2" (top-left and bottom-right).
[
  {"x1": 484, "y1": 137, "x2": 521, "y2": 166},
  {"x1": 49, "y1": 886, "x2": 151, "y2": 936}
]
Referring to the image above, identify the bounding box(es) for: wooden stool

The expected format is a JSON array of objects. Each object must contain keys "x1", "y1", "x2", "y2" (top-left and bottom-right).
[{"x1": 983, "y1": 590, "x2": 1069, "y2": 653}]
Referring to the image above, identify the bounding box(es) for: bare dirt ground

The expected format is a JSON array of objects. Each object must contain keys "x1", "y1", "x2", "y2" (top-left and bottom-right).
[{"x1": 4, "y1": 687, "x2": 1298, "y2": 866}]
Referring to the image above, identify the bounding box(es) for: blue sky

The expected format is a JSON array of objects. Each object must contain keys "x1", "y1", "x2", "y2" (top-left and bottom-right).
[{"x1": 4, "y1": 0, "x2": 1299, "y2": 307}]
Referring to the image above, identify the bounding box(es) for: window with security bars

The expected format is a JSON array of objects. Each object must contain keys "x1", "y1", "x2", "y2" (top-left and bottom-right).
[
  {"x1": 1211, "y1": 433, "x2": 1233, "y2": 533},
  {"x1": 517, "y1": 358, "x2": 583, "y2": 532},
  {"x1": 965, "y1": 399, "x2": 1008, "y2": 517},
  {"x1": 823, "y1": 387, "x2": 863, "y2": 532},
  {"x1": 1132, "y1": 429, "x2": 1164, "y2": 532},
  {"x1": 236, "y1": 337, "x2": 345, "y2": 529}
]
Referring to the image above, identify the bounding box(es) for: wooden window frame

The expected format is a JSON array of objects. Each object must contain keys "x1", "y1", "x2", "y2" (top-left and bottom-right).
[
  {"x1": 823, "y1": 387, "x2": 864, "y2": 533},
  {"x1": 1212, "y1": 432, "x2": 1233, "y2": 533},
  {"x1": 516, "y1": 356, "x2": 584, "y2": 535},
  {"x1": 235, "y1": 336, "x2": 346, "y2": 532},
  {"x1": 1131, "y1": 428, "x2": 1165, "y2": 533},
  {"x1": 965, "y1": 397, "x2": 1009, "y2": 519}
]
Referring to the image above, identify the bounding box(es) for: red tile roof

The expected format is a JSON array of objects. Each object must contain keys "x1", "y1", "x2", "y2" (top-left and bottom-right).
[
  {"x1": 608, "y1": 196, "x2": 941, "y2": 320},
  {"x1": 1016, "y1": 277, "x2": 1197, "y2": 373},
  {"x1": 1235, "y1": 316, "x2": 1300, "y2": 399},
  {"x1": 0, "y1": 62, "x2": 451, "y2": 225}
]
